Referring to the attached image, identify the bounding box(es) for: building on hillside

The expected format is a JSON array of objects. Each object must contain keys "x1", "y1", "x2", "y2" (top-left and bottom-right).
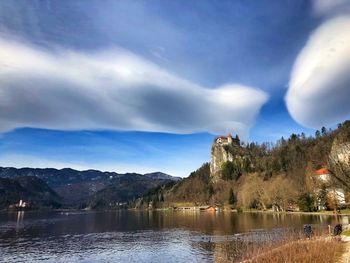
[
  {"x1": 315, "y1": 168, "x2": 331, "y2": 182},
  {"x1": 214, "y1": 133, "x2": 240, "y2": 146},
  {"x1": 313, "y1": 168, "x2": 346, "y2": 210}
]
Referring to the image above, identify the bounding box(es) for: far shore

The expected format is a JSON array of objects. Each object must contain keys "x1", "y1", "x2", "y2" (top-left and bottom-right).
[{"x1": 3, "y1": 207, "x2": 350, "y2": 217}]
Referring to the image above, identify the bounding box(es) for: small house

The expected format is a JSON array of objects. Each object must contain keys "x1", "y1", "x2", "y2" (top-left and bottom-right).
[{"x1": 314, "y1": 168, "x2": 346, "y2": 210}]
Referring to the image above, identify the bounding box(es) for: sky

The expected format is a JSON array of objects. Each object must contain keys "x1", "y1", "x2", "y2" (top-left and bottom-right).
[{"x1": 1, "y1": 0, "x2": 350, "y2": 177}]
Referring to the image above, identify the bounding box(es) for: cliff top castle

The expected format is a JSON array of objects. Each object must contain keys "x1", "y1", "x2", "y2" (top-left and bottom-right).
[
  {"x1": 210, "y1": 133, "x2": 241, "y2": 179},
  {"x1": 214, "y1": 133, "x2": 240, "y2": 146}
]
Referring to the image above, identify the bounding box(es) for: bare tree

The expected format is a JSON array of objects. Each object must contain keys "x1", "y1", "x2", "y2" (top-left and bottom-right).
[
  {"x1": 267, "y1": 176, "x2": 298, "y2": 211},
  {"x1": 328, "y1": 142, "x2": 350, "y2": 191}
]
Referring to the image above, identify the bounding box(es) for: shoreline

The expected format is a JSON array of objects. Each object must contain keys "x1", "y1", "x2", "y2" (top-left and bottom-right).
[{"x1": 2, "y1": 207, "x2": 350, "y2": 217}]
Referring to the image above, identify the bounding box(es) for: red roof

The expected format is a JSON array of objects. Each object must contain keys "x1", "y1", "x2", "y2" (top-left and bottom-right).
[
  {"x1": 215, "y1": 133, "x2": 234, "y2": 139},
  {"x1": 315, "y1": 168, "x2": 330, "y2": 175}
]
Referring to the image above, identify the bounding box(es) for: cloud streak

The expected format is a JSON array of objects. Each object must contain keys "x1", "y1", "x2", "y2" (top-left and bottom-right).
[
  {"x1": 286, "y1": 16, "x2": 350, "y2": 128},
  {"x1": 0, "y1": 36, "x2": 268, "y2": 138}
]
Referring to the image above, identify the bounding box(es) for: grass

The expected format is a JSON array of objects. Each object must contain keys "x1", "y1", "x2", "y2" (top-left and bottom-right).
[{"x1": 342, "y1": 228, "x2": 350, "y2": 236}]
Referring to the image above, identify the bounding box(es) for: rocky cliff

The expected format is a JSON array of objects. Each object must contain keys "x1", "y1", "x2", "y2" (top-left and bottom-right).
[
  {"x1": 210, "y1": 135, "x2": 242, "y2": 180},
  {"x1": 330, "y1": 121, "x2": 350, "y2": 189},
  {"x1": 210, "y1": 144, "x2": 234, "y2": 177}
]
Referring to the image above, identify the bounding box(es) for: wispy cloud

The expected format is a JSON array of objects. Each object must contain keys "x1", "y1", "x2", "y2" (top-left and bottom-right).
[
  {"x1": 312, "y1": 0, "x2": 350, "y2": 17},
  {"x1": 286, "y1": 16, "x2": 350, "y2": 128},
  {"x1": 0, "y1": 36, "x2": 268, "y2": 138}
]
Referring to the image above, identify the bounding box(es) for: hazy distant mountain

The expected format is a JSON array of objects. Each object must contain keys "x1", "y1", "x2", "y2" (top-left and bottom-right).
[
  {"x1": 0, "y1": 167, "x2": 180, "y2": 207},
  {"x1": 144, "y1": 172, "x2": 181, "y2": 181}
]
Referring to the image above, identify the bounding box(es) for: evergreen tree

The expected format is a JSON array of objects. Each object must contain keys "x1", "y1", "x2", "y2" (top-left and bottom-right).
[
  {"x1": 229, "y1": 188, "x2": 236, "y2": 205},
  {"x1": 297, "y1": 193, "x2": 315, "y2": 212},
  {"x1": 317, "y1": 184, "x2": 328, "y2": 210},
  {"x1": 315, "y1": 130, "x2": 321, "y2": 138}
]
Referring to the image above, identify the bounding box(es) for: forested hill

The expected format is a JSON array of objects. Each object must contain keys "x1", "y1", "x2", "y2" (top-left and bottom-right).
[
  {"x1": 0, "y1": 167, "x2": 180, "y2": 208},
  {"x1": 136, "y1": 121, "x2": 350, "y2": 210},
  {"x1": 0, "y1": 176, "x2": 61, "y2": 210}
]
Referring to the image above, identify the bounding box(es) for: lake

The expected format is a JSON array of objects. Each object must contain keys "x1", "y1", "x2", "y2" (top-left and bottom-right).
[{"x1": 0, "y1": 210, "x2": 348, "y2": 262}]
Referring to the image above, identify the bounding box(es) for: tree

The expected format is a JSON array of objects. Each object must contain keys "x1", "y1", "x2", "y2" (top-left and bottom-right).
[
  {"x1": 221, "y1": 161, "x2": 241, "y2": 181},
  {"x1": 207, "y1": 183, "x2": 214, "y2": 197},
  {"x1": 297, "y1": 193, "x2": 315, "y2": 212},
  {"x1": 235, "y1": 135, "x2": 240, "y2": 145},
  {"x1": 152, "y1": 195, "x2": 158, "y2": 209},
  {"x1": 315, "y1": 130, "x2": 321, "y2": 138},
  {"x1": 228, "y1": 189, "x2": 236, "y2": 205},
  {"x1": 268, "y1": 176, "x2": 297, "y2": 211},
  {"x1": 317, "y1": 184, "x2": 328, "y2": 210},
  {"x1": 240, "y1": 174, "x2": 270, "y2": 210},
  {"x1": 328, "y1": 122, "x2": 350, "y2": 191},
  {"x1": 327, "y1": 191, "x2": 340, "y2": 214},
  {"x1": 329, "y1": 154, "x2": 350, "y2": 191},
  {"x1": 321, "y1": 126, "x2": 327, "y2": 136}
]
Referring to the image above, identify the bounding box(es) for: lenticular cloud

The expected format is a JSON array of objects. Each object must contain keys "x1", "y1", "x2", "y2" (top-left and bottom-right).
[
  {"x1": 286, "y1": 16, "x2": 350, "y2": 128},
  {"x1": 0, "y1": 37, "x2": 267, "y2": 138}
]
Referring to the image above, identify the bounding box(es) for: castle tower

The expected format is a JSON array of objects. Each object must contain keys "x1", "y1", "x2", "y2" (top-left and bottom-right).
[{"x1": 227, "y1": 133, "x2": 233, "y2": 144}]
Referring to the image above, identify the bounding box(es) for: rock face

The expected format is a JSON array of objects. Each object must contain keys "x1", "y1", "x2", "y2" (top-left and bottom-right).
[
  {"x1": 210, "y1": 144, "x2": 234, "y2": 177},
  {"x1": 330, "y1": 121, "x2": 350, "y2": 173},
  {"x1": 210, "y1": 134, "x2": 240, "y2": 180}
]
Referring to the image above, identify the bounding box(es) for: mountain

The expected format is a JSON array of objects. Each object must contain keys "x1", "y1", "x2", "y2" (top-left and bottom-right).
[
  {"x1": 88, "y1": 174, "x2": 178, "y2": 209},
  {"x1": 0, "y1": 167, "x2": 180, "y2": 207},
  {"x1": 0, "y1": 176, "x2": 61, "y2": 210},
  {"x1": 144, "y1": 172, "x2": 181, "y2": 181}
]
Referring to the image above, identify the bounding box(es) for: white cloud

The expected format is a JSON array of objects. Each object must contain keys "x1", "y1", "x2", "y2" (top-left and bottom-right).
[
  {"x1": 0, "y1": 36, "x2": 268, "y2": 138},
  {"x1": 286, "y1": 16, "x2": 350, "y2": 128},
  {"x1": 312, "y1": 0, "x2": 350, "y2": 17}
]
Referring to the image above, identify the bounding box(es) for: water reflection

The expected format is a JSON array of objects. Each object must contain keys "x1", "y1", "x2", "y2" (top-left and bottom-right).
[
  {"x1": 16, "y1": 211, "x2": 24, "y2": 231},
  {"x1": 0, "y1": 211, "x2": 348, "y2": 262}
]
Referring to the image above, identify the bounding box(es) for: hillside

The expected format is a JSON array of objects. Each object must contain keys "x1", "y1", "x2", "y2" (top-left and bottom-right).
[
  {"x1": 88, "y1": 174, "x2": 178, "y2": 209},
  {"x1": 0, "y1": 167, "x2": 180, "y2": 207},
  {"x1": 137, "y1": 121, "x2": 350, "y2": 211},
  {"x1": 0, "y1": 176, "x2": 61, "y2": 210}
]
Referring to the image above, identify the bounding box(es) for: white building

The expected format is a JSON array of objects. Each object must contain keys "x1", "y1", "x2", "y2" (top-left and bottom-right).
[{"x1": 315, "y1": 168, "x2": 346, "y2": 209}]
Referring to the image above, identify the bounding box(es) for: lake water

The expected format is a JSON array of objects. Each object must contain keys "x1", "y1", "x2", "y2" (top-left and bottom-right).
[{"x1": 0, "y1": 210, "x2": 348, "y2": 262}]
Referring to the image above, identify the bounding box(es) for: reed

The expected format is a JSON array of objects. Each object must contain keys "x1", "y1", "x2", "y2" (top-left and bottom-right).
[
  {"x1": 210, "y1": 228, "x2": 344, "y2": 263},
  {"x1": 242, "y1": 237, "x2": 343, "y2": 263}
]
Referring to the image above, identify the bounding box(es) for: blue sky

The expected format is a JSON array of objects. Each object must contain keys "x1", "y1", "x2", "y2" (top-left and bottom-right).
[{"x1": 0, "y1": 0, "x2": 350, "y2": 177}]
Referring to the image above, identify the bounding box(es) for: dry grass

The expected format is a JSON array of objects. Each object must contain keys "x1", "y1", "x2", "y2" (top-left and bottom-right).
[
  {"x1": 209, "y1": 228, "x2": 344, "y2": 263},
  {"x1": 245, "y1": 238, "x2": 343, "y2": 263}
]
